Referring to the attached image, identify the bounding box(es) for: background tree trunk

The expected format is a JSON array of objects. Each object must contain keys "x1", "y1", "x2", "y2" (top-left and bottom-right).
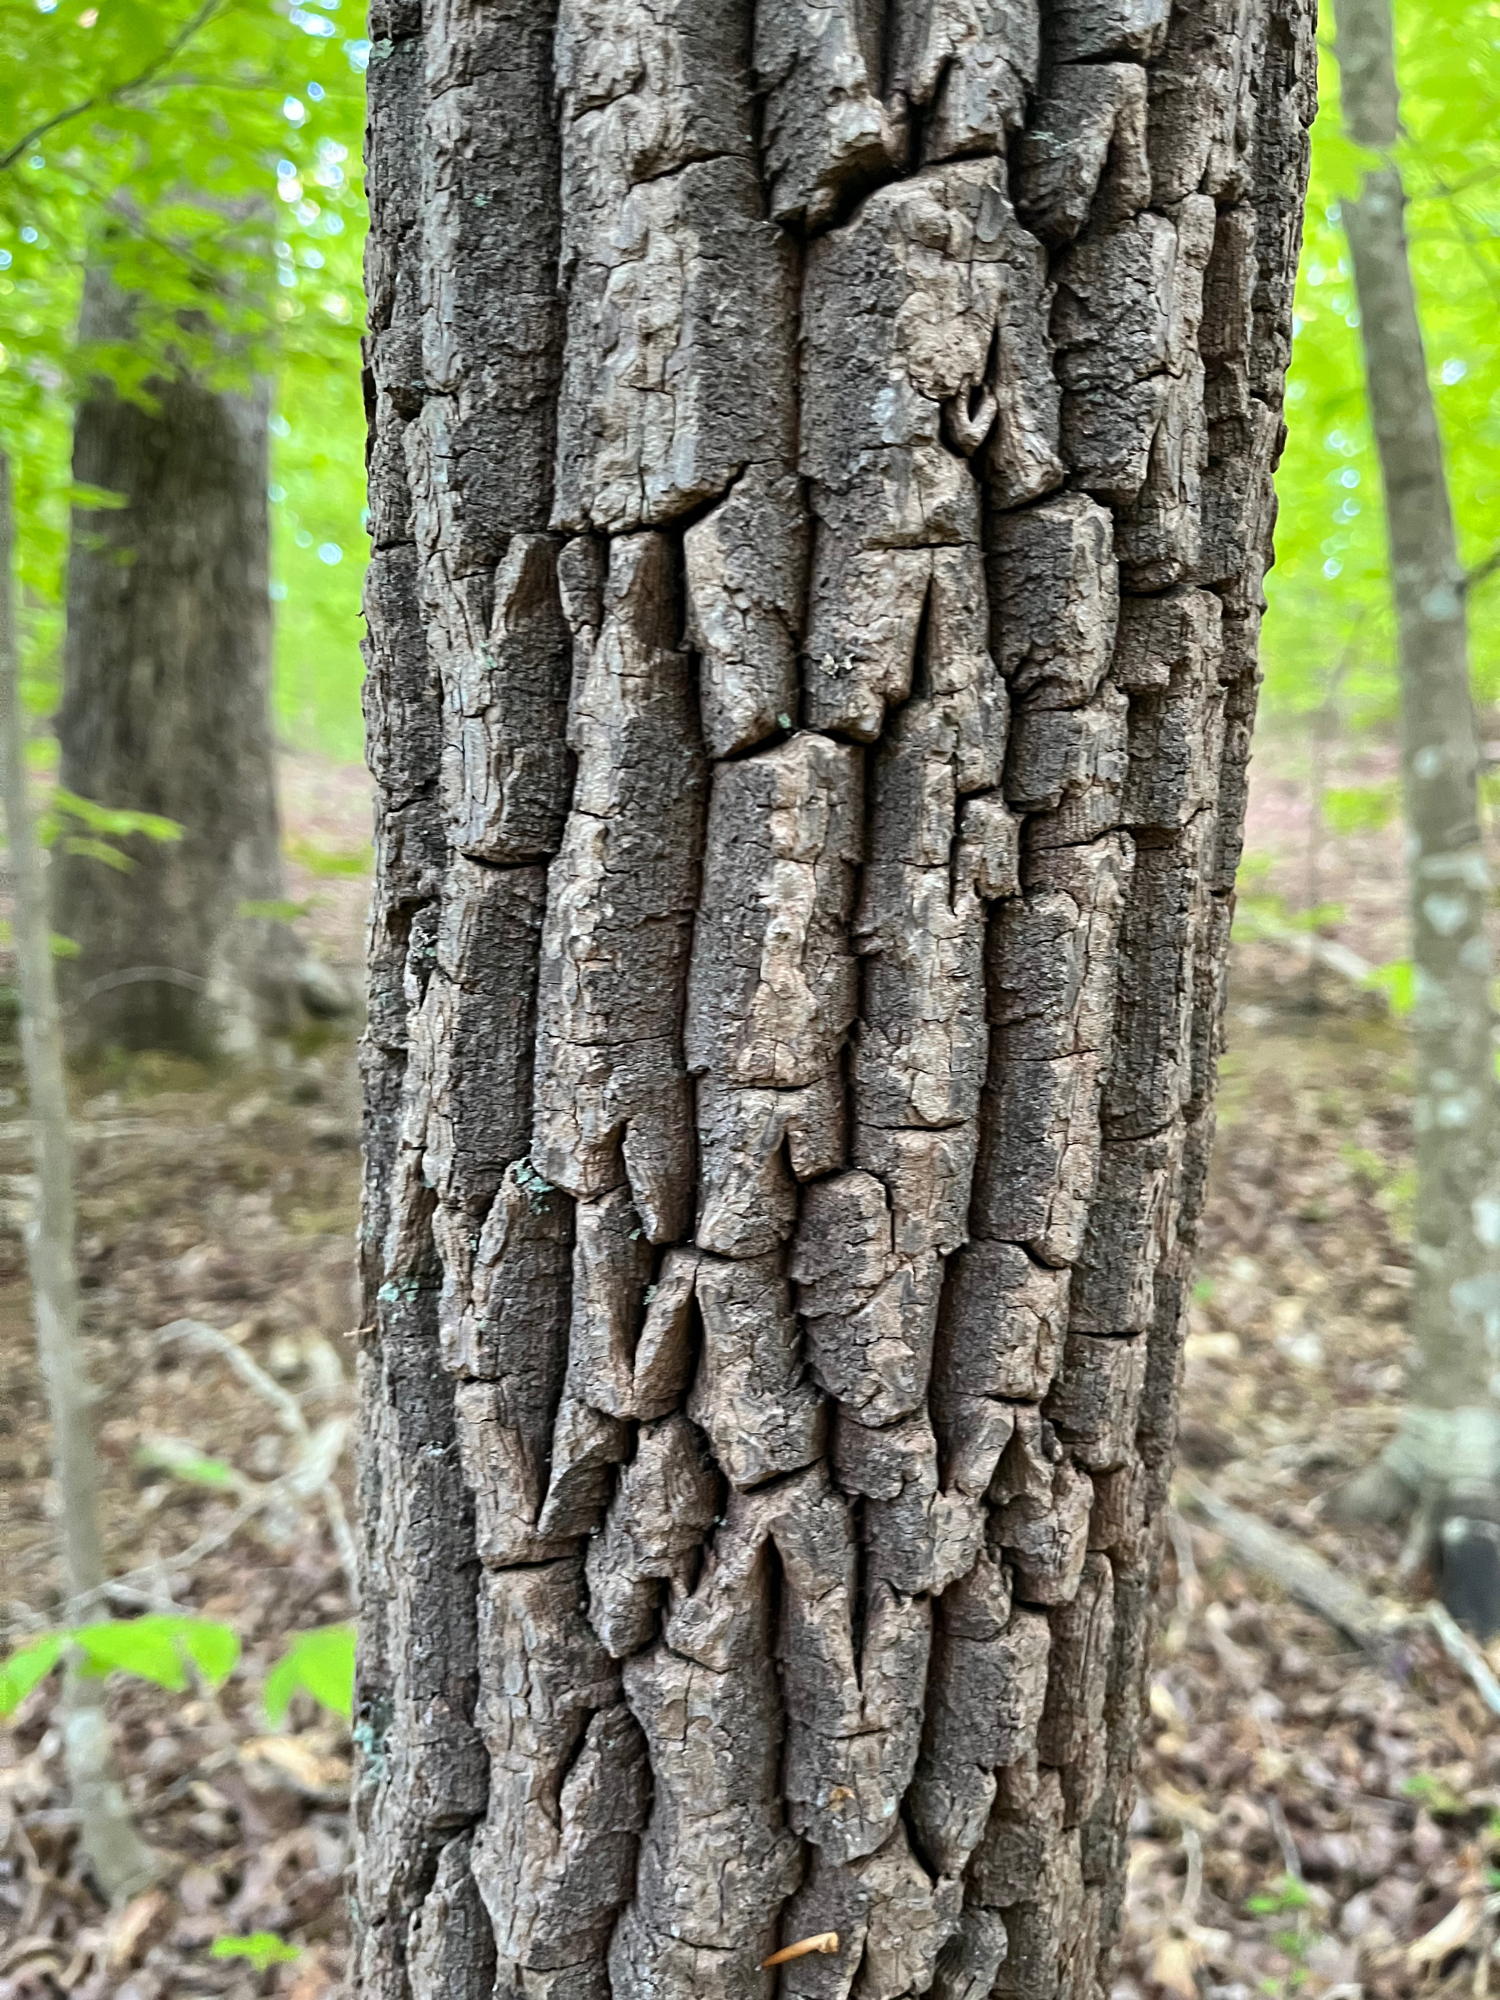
[
  {"x1": 1330, "y1": 0, "x2": 1500, "y2": 1631},
  {"x1": 355, "y1": 4, "x2": 1315, "y2": 1997},
  {"x1": 56, "y1": 261, "x2": 300, "y2": 1060}
]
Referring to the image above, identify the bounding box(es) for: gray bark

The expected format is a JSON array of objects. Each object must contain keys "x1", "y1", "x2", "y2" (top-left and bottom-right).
[
  {"x1": 1330, "y1": 0, "x2": 1500, "y2": 1631},
  {"x1": 354, "y1": 2, "x2": 1316, "y2": 1995},
  {"x1": 0, "y1": 451, "x2": 157, "y2": 1901},
  {"x1": 55, "y1": 262, "x2": 299, "y2": 1060}
]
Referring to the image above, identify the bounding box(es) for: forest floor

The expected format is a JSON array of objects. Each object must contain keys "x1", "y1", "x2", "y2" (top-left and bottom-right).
[{"x1": 2, "y1": 737, "x2": 1498, "y2": 2000}]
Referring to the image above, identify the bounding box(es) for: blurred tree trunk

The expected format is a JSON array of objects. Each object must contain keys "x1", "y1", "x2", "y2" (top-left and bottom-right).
[
  {"x1": 0, "y1": 451, "x2": 157, "y2": 1900},
  {"x1": 1332, "y1": 0, "x2": 1500, "y2": 1630},
  {"x1": 55, "y1": 260, "x2": 301, "y2": 1060},
  {"x1": 354, "y1": 3, "x2": 1314, "y2": 1996}
]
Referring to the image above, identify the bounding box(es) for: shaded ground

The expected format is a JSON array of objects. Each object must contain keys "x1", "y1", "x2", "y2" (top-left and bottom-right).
[{"x1": 3, "y1": 746, "x2": 1498, "y2": 1999}]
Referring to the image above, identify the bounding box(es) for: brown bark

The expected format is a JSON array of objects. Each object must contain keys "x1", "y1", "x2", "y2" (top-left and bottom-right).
[
  {"x1": 1330, "y1": 0, "x2": 1500, "y2": 1632},
  {"x1": 354, "y1": 3, "x2": 1316, "y2": 1996},
  {"x1": 56, "y1": 262, "x2": 299, "y2": 1060}
]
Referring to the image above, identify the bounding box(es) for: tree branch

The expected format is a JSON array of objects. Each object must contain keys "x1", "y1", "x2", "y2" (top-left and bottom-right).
[
  {"x1": 51, "y1": 168, "x2": 236, "y2": 298},
  {"x1": 0, "y1": 0, "x2": 227, "y2": 173},
  {"x1": 1176, "y1": 1472, "x2": 1401, "y2": 1660},
  {"x1": 1427, "y1": 1602, "x2": 1500, "y2": 1720}
]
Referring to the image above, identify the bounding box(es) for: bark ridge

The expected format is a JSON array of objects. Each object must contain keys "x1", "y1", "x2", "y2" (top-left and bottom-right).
[{"x1": 356, "y1": 2, "x2": 1316, "y2": 1996}]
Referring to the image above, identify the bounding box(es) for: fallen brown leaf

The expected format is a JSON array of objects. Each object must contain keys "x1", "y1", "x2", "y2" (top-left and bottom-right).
[
  {"x1": 1149, "y1": 1933, "x2": 1203, "y2": 2000},
  {"x1": 106, "y1": 1889, "x2": 170, "y2": 1970}
]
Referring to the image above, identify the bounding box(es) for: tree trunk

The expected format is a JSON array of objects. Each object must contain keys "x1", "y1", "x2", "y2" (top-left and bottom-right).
[
  {"x1": 1329, "y1": 0, "x2": 1500, "y2": 1632},
  {"x1": 56, "y1": 262, "x2": 300, "y2": 1060},
  {"x1": 355, "y1": 4, "x2": 1315, "y2": 1997},
  {"x1": 0, "y1": 451, "x2": 157, "y2": 1901}
]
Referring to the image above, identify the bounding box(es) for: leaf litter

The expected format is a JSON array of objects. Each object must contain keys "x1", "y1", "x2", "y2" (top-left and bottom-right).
[{"x1": 0, "y1": 755, "x2": 1495, "y2": 1998}]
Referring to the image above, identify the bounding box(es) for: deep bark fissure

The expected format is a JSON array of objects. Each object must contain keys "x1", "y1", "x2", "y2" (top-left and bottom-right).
[{"x1": 357, "y1": 1, "x2": 1316, "y2": 1995}]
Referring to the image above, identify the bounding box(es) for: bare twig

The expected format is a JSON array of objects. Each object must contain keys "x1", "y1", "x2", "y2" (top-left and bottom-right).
[
  {"x1": 1426, "y1": 1602, "x2": 1500, "y2": 1722},
  {"x1": 157, "y1": 1317, "x2": 305, "y2": 1434},
  {"x1": 319, "y1": 1483, "x2": 358, "y2": 1596},
  {"x1": 82, "y1": 1458, "x2": 343, "y2": 1613},
  {"x1": 1167, "y1": 1506, "x2": 1202, "y2": 1615},
  {"x1": 71, "y1": 172, "x2": 233, "y2": 294},
  {"x1": 0, "y1": 1335, "x2": 359, "y2": 1632},
  {"x1": 107, "y1": 1494, "x2": 298, "y2": 1599},
  {"x1": 1265, "y1": 1791, "x2": 1304, "y2": 1882},
  {"x1": 67, "y1": 965, "x2": 210, "y2": 1015},
  {"x1": 1243, "y1": 920, "x2": 1379, "y2": 992},
  {"x1": 1176, "y1": 1473, "x2": 1399, "y2": 1660},
  {"x1": 1178, "y1": 1824, "x2": 1204, "y2": 1927},
  {"x1": 155, "y1": 1318, "x2": 359, "y2": 1595}
]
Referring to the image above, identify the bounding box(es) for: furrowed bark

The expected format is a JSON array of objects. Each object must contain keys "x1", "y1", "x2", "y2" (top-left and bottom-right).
[
  {"x1": 356, "y1": 2, "x2": 1316, "y2": 1995},
  {"x1": 1328, "y1": 0, "x2": 1500, "y2": 1633}
]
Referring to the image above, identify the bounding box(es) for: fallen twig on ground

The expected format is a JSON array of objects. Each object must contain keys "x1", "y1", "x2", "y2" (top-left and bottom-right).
[
  {"x1": 156, "y1": 1318, "x2": 358, "y2": 1597},
  {"x1": 1176, "y1": 1472, "x2": 1400, "y2": 1659},
  {"x1": 1426, "y1": 1601, "x2": 1500, "y2": 1721},
  {"x1": 1245, "y1": 920, "x2": 1382, "y2": 995}
]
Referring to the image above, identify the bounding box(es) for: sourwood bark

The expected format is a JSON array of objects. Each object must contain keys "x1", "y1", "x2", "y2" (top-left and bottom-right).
[
  {"x1": 355, "y1": 4, "x2": 1315, "y2": 1996},
  {"x1": 56, "y1": 261, "x2": 299, "y2": 1059},
  {"x1": 1330, "y1": 0, "x2": 1500, "y2": 1631}
]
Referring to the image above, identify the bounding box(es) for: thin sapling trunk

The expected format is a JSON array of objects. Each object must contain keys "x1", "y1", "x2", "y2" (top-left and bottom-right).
[
  {"x1": 0, "y1": 450, "x2": 157, "y2": 1900},
  {"x1": 1331, "y1": 0, "x2": 1500, "y2": 1632}
]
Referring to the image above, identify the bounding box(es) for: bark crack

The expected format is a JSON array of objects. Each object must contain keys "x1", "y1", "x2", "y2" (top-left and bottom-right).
[{"x1": 356, "y1": 0, "x2": 1320, "y2": 1991}]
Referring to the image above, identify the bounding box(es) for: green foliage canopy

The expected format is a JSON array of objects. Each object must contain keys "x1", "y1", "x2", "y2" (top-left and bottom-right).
[
  {"x1": 0, "y1": 0, "x2": 367, "y2": 753},
  {"x1": 3, "y1": 0, "x2": 1498, "y2": 764},
  {"x1": 1266, "y1": 6, "x2": 1500, "y2": 726}
]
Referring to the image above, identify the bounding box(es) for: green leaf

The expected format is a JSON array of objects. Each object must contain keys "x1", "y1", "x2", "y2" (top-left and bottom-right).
[
  {"x1": 285, "y1": 836, "x2": 371, "y2": 879},
  {"x1": 1364, "y1": 957, "x2": 1416, "y2": 1017},
  {"x1": 1322, "y1": 782, "x2": 1398, "y2": 834},
  {"x1": 59, "y1": 833, "x2": 135, "y2": 872},
  {"x1": 1246, "y1": 1873, "x2": 1314, "y2": 1917},
  {"x1": 1401, "y1": 1769, "x2": 1469, "y2": 1817},
  {"x1": 63, "y1": 481, "x2": 129, "y2": 511},
  {"x1": 71, "y1": 1614, "x2": 239, "y2": 1692},
  {"x1": 209, "y1": 1933, "x2": 303, "y2": 1968},
  {"x1": 264, "y1": 1622, "x2": 355, "y2": 1725},
  {"x1": 172, "y1": 1618, "x2": 241, "y2": 1689},
  {"x1": 237, "y1": 897, "x2": 311, "y2": 922},
  {"x1": 134, "y1": 1437, "x2": 240, "y2": 1488},
  {"x1": 1232, "y1": 891, "x2": 1348, "y2": 940},
  {"x1": 72, "y1": 1616, "x2": 189, "y2": 1689},
  {"x1": 50, "y1": 790, "x2": 182, "y2": 843},
  {"x1": 0, "y1": 1634, "x2": 67, "y2": 1717}
]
